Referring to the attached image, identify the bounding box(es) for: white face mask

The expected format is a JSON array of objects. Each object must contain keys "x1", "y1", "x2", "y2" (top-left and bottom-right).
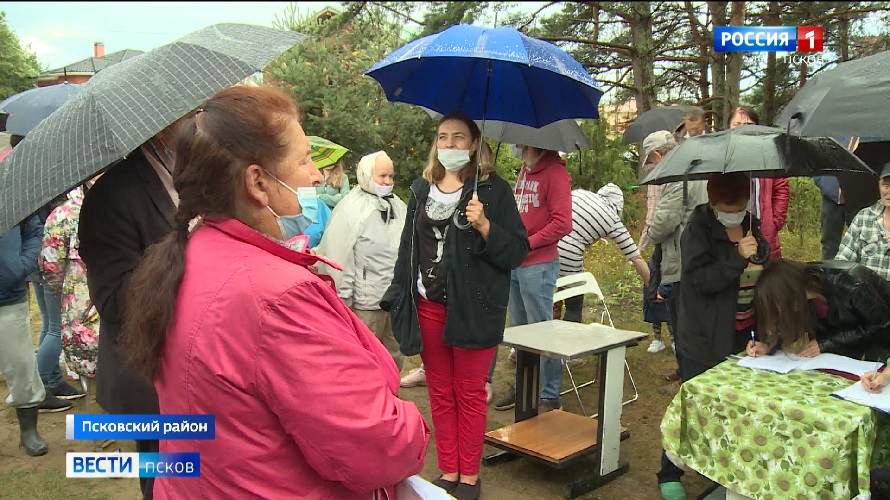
[
  {"x1": 715, "y1": 209, "x2": 746, "y2": 227},
  {"x1": 372, "y1": 180, "x2": 393, "y2": 197},
  {"x1": 510, "y1": 144, "x2": 523, "y2": 159},
  {"x1": 437, "y1": 149, "x2": 471, "y2": 171}
]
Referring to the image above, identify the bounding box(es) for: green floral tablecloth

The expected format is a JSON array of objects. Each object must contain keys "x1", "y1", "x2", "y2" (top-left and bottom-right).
[{"x1": 661, "y1": 359, "x2": 890, "y2": 500}]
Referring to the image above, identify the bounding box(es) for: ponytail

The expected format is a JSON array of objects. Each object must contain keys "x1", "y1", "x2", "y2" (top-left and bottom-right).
[
  {"x1": 122, "y1": 86, "x2": 299, "y2": 380},
  {"x1": 123, "y1": 222, "x2": 190, "y2": 380}
]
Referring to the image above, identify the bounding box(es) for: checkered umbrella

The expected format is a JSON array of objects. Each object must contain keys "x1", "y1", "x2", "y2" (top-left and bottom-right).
[
  {"x1": 308, "y1": 136, "x2": 349, "y2": 168},
  {"x1": 0, "y1": 23, "x2": 308, "y2": 233}
]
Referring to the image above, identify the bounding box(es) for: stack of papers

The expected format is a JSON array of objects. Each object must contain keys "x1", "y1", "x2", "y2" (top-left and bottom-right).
[
  {"x1": 832, "y1": 382, "x2": 890, "y2": 414},
  {"x1": 737, "y1": 351, "x2": 878, "y2": 376}
]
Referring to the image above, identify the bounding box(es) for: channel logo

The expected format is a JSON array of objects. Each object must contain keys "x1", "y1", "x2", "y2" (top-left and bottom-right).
[
  {"x1": 66, "y1": 452, "x2": 200, "y2": 478},
  {"x1": 714, "y1": 26, "x2": 823, "y2": 52}
]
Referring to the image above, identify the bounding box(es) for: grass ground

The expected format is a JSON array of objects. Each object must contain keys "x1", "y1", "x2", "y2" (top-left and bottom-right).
[{"x1": 0, "y1": 226, "x2": 822, "y2": 499}]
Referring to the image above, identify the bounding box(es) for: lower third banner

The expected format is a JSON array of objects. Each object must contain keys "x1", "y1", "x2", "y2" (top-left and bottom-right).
[{"x1": 66, "y1": 452, "x2": 200, "y2": 478}]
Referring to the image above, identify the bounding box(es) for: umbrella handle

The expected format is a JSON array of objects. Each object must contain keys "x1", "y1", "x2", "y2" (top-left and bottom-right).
[{"x1": 474, "y1": 60, "x2": 494, "y2": 197}]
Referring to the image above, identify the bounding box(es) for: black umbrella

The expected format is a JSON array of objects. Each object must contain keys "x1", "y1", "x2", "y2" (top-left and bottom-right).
[
  {"x1": 774, "y1": 49, "x2": 890, "y2": 137},
  {"x1": 621, "y1": 105, "x2": 689, "y2": 145},
  {"x1": 0, "y1": 23, "x2": 309, "y2": 233},
  {"x1": 0, "y1": 82, "x2": 83, "y2": 135},
  {"x1": 640, "y1": 125, "x2": 875, "y2": 186},
  {"x1": 835, "y1": 139, "x2": 890, "y2": 218}
]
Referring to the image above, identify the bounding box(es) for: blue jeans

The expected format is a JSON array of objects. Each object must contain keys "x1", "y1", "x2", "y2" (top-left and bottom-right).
[
  {"x1": 508, "y1": 258, "x2": 561, "y2": 401},
  {"x1": 33, "y1": 280, "x2": 64, "y2": 387}
]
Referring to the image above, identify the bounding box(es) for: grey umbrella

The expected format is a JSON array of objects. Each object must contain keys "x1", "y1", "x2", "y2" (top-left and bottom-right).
[
  {"x1": 640, "y1": 125, "x2": 874, "y2": 186},
  {"x1": 0, "y1": 23, "x2": 308, "y2": 233},
  {"x1": 0, "y1": 82, "x2": 83, "y2": 135},
  {"x1": 422, "y1": 107, "x2": 589, "y2": 152},
  {"x1": 774, "y1": 49, "x2": 890, "y2": 137},
  {"x1": 621, "y1": 105, "x2": 689, "y2": 145}
]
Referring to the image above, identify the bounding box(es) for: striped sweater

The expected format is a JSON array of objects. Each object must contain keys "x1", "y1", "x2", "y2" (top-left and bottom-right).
[{"x1": 558, "y1": 189, "x2": 640, "y2": 276}]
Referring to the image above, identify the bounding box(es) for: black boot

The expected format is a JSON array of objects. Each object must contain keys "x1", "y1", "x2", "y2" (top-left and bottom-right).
[{"x1": 16, "y1": 407, "x2": 49, "y2": 456}]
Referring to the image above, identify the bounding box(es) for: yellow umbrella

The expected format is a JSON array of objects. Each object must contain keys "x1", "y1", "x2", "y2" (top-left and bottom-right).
[{"x1": 308, "y1": 136, "x2": 349, "y2": 168}]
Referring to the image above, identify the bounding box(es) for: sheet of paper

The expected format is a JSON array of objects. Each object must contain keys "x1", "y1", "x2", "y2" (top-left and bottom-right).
[
  {"x1": 737, "y1": 350, "x2": 803, "y2": 374},
  {"x1": 796, "y1": 353, "x2": 878, "y2": 377},
  {"x1": 831, "y1": 381, "x2": 890, "y2": 414},
  {"x1": 737, "y1": 351, "x2": 878, "y2": 376}
]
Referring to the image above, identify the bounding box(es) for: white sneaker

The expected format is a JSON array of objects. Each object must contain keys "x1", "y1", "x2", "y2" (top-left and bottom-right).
[
  {"x1": 508, "y1": 348, "x2": 516, "y2": 363},
  {"x1": 485, "y1": 382, "x2": 493, "y2": 404},
  {"x1": 647, "y1": 340, "x2": 666, "y2": 353},
  {"x1": 400, "y1": 367, "x2": 426, "y2": 388},
  {"x1": 671, "y1": 341, "x2": 676, "y2": 352}
]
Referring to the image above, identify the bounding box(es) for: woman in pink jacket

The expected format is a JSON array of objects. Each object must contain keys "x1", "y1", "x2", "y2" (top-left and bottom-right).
[
  {"x1": 728, "y1": 105, "x2": 789, "y2": 258},
  {"x1": 123, "y1": 86, "x2": 429, "y2": 499}
]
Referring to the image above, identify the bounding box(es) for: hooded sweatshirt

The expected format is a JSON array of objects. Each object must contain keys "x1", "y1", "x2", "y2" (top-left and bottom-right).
[{"x1": 513, "y1": 150, "x2": 573, "y2": 267}]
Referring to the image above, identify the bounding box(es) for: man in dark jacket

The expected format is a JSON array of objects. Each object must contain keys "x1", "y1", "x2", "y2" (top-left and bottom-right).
[
  {"x1": 79, "y1": 129, "x2": 178, "y2": 500},
  {"x1": 0, "y1": 215, "x2": 51, "y2": 456},
  {"x1": 814, "y1": 175, "x2": 853, "y2": 260}
]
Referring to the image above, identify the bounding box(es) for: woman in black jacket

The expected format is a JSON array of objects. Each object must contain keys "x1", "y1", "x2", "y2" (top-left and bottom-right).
[
  {"x1": 381, "y1": 113, "x2": 529, "y2": 500},
  {"x1": 749, "y1": 258, "x2": 890, "y2": 362},
  {"x1": 657, "y1": 172, "x2": 770, "y2": 500}
]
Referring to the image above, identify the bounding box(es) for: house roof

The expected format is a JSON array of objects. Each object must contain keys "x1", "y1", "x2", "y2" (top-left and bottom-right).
[{"x1": 39, "y1": 49, "x2": 145, "y2": 78}]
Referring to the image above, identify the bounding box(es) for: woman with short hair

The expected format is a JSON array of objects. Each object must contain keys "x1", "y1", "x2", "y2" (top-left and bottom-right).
[{"x1": 657, "y1": 171, "x2": 770, "y2": 500}]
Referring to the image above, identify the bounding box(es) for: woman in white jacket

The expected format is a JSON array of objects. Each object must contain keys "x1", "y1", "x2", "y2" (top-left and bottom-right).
[{"x1": 316, "y1": 151, "x2": 407, "y2": 370}]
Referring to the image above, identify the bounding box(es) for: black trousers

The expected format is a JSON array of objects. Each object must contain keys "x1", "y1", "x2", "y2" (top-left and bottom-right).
[
  {"x1": 820, "y1": 198, "x2": 853, "y2": 260},
  {"x1": 136, "y1": 439, "x2": 159, "y2": 499}
]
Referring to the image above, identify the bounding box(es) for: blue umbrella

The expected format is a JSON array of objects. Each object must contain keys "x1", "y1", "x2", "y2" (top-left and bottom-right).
[
  {"x1": 0, "y1": 82, "x2": 82, "y2": 135},
  {"x1": 364, "y1": 24, "x2": 603, "y2": 129}
]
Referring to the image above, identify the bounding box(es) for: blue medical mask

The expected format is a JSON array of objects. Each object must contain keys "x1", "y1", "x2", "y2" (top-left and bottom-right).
[
  {"x1": 715, "y1": 209, "x2": 746, "y2": 227},
  {"x1": 437, "y1": 149, "x2": 471, "y2": 171},
  {"x1": 296, "y1": 187, "x2": 319, "y2": 223},
  {"x1": 264, "y1": 170, "x2": 318, "y2": 240},
  {"x1": 268, "y1": 206, "x2": 313, "y2": 241}
]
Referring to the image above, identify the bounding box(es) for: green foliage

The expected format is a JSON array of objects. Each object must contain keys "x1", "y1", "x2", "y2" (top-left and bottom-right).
[
  {"x1": 0, "y1": 11, "x2": 41, "y2": 100},
  {"x1": 784, "y1": 177, "x2": 823, "y2": 247},
  {"x1": 268, "y1": 4, "x2": 436, "y2": 190}
]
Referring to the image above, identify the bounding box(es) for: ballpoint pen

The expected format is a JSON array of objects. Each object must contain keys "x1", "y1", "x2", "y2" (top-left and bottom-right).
[{"x1": 749, "y1": 329, "x2": 757, "y2": 357}]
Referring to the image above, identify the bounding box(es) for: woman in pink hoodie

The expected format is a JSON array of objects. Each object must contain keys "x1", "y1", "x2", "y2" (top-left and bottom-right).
[{"x1": 123, "y1": 86, "x2": 429, "y2": 499}]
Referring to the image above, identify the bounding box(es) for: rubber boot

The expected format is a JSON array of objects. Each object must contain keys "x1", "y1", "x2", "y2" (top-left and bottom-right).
[{"x1": 16, "y1": 407, "x2": 49, "y2": 456}]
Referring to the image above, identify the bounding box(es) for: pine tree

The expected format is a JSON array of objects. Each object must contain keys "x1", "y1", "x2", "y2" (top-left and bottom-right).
[{"x1": 0, "y1": 11, "x2": 42, "y2": 101}]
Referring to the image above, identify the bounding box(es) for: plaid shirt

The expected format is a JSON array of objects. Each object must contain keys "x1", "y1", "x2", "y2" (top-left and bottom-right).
[{"x1": 836, "y1": 201, "x2": 890, "y2": 281}]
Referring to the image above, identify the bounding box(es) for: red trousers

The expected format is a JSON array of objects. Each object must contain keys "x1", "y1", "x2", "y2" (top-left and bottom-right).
[{"x1": 417, "y1": 296, "x2": 496, "y2": 476}]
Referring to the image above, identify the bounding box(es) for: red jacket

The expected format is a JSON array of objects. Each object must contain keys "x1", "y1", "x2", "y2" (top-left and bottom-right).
[
  {"x1": 514, "y1": 151, "x2": 573, "y2": 267},
  {"x1": 153, "y1": 218, "x2": 429, "y2": 499},
  {"x1": 756, "y1": 178, "x2": 789, "y2": 259}
]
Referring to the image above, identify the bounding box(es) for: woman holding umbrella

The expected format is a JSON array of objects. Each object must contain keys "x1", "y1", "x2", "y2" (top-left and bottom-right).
[
  {"x1": 657, "y1": 171, "x2": 770, "y2": 500},
  {"x1": 382, "y1": 112, "x2": 529, "y2": 499},
  {"x1": 317, "y1": 160, "x2": 350, "y2": 209},
  {"x1": 309, "y1": 136, "x2": 351, "y2": 209}
]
